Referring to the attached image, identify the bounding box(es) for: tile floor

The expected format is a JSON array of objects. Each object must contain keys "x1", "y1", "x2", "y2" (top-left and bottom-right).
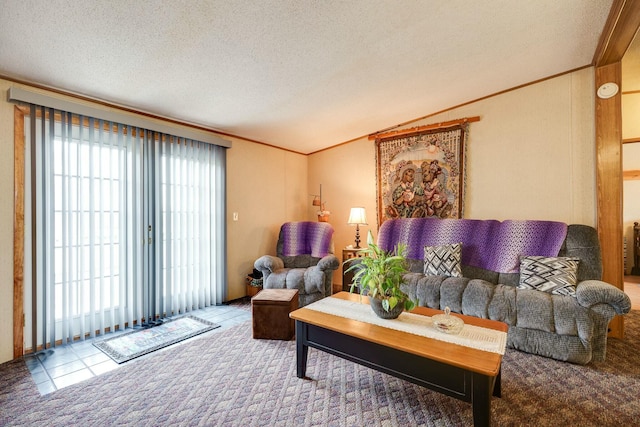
[{"x1": 24, "y1": 302, "x2": 252, "y2": 395}]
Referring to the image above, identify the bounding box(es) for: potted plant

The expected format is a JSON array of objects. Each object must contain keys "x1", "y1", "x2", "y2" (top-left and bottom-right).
[
  {"x1": 317, "y1": 202, "x2": 330, "y2": 222},
  {"x1": 345, "y1": 231, "x2": 416, "y2": 319},
  {"x1": 312, "y1": 184, "x2": 330, "y2": 222}
]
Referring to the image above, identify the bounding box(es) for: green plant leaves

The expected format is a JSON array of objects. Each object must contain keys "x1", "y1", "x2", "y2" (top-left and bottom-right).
[{"x1": 343, "y1": 240, "x2": 416, "y2": 312}]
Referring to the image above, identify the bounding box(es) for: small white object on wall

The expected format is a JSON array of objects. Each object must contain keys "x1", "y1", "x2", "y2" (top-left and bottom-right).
[{"x1": 597, "y1": 82, "x2": 619, "y2": 99}]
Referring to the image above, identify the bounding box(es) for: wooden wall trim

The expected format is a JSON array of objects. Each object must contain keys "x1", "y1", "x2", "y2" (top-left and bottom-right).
[
  {"x1": 13, "y1": 106, "x2": 25, "y2": 358},
  {"x1": 623, "y1": 170, "x2": 640, "y2": 180},
  {"x1": 368, "y1": 116, "x2": 480, "y2": 140},
  {"x1": 594, "y1": 0, "x2": 640, "y2": 340},
  {"x1": 596, "y1": 62, "x2": 624, "y2": 338},
  {"x1": 593, "y1": 0, "x2": 640, "y2": 67}
]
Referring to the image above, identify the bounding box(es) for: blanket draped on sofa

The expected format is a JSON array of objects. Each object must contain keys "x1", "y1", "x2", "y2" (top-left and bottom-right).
[{"x1": 377, "y1": 218, "x2": 568, "y2": 273}]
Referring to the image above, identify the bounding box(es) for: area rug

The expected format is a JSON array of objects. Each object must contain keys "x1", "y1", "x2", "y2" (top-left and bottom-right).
[{"x1": 93, "y1": 315, "x2": 219, "y2": 363}]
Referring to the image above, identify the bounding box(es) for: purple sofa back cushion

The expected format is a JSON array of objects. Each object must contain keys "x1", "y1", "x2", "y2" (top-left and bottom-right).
[{"x1": 377, "y1": 218, "x2": 568, "y2": 274}]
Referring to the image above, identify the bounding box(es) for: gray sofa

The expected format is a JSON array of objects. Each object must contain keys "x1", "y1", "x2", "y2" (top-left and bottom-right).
[
  {"x1": 254, "y1": 221, "x2": 340, "y2": 307},
  {"x1": 376, "y1": 218, "x2": 631, "y2": 364}
]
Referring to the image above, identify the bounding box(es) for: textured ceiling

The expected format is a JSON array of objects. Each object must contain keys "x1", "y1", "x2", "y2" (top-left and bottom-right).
[{"x1": 0, "y1": 0, "x2": 613, "y2": 154}]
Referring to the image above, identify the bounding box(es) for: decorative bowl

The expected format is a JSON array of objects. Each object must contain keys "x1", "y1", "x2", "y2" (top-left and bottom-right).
[{"x1": 432, "y1": 307, "x2": 464, "y2": 335}]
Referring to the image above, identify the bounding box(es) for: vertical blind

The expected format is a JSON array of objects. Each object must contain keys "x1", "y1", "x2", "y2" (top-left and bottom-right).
[{"x1": 26, "y1": 105, "x2": 227, "y2": 349}]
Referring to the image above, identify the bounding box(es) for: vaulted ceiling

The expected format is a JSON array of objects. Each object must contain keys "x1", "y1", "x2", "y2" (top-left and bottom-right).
[{"x1": 0, "y1": 0, "x2": 614, "y2": 154}]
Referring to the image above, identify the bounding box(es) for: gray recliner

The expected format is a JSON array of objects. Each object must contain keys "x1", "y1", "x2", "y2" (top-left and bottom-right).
[{"x1": 254, "y1": 221, "x2": 340, "y2": 307}]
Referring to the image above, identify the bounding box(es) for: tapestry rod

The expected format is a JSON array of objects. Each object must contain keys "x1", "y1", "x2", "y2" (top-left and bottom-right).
[{"x1": 368, "y1": 116, "x2": 480, "y2": 140}]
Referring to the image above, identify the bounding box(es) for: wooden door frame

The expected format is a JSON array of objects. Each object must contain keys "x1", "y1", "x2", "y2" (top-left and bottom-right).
[
  {"x1": 13, "y1": 106, "x2": 26, "y2": 358},
  {"x1": 594, "y1": 0, "x2": 640, "y2": 338}
]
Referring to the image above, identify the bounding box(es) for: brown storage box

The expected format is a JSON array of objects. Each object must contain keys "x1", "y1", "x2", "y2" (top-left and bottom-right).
[{"x1": 252, "y1": 289, "x2": 299, "y2": 340}]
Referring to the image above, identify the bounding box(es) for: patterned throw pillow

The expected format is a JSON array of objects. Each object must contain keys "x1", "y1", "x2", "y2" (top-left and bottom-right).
[
  {"x1": 518, "y1": 256, "x2": 580, "y2": 297},
  {"x1": 423, "y1": 243, "x2": 463, "y2": 277}
]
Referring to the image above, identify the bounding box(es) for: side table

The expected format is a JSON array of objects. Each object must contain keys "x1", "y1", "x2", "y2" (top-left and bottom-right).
[{"x1": 342, "y1": 248, "x2": 365, "y2": 291}]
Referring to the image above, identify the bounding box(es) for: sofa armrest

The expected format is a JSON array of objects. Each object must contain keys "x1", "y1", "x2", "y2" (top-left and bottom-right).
[
  {"x1": 317, "y1": 254, "x2": 340, "y2": 271},
  {"x1": 575, "y1": 280, "x2": 632, "y2": 315}
]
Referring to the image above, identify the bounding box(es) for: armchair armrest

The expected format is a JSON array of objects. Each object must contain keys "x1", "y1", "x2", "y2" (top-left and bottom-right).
[
  {"x1": 575, "y1": 280, "x2": 632, "y2": 315},
  {"x1": 254, "y1": 255, "x2": 284, "y2": 280},
  {"x1": 303, "y1": 254, "x2": 339, "y2": 295},
  {"x1": 316, "y1": 254, "x2": 340, "y2": 271}
]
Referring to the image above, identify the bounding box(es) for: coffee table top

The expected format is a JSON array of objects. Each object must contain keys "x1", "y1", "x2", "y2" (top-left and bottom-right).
[{"x1": 290, "y1": 292, "x2": 507, "y2": 376}]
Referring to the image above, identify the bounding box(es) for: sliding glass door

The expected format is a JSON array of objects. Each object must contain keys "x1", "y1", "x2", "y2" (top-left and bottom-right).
[{"x1": 24, "y1": 106, "x2": 226, "y2": 351}]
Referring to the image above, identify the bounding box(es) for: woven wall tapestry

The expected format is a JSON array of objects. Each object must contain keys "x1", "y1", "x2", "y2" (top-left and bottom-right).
[{"x1": 376, "y1": 124, "x2": 467, "y2": 224}]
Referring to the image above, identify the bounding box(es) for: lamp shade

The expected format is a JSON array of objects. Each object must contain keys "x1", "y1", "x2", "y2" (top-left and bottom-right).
[{"x1": 347, "y1": 207, "x2": 368, "y2": 225}]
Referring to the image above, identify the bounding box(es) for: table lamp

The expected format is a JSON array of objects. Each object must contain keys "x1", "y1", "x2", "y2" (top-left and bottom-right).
[{"x1": 347, "y1": 207, "x2": 367, "y2": 249}]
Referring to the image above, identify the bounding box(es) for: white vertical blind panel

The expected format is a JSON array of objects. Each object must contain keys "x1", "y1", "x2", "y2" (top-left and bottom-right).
[
  {"x1": 108, "y1": 125, "x2": 116, "y2": 331},
  {"x1": 97, "y1": 119, "x2": 105, "y2": 335},
  {"x1": 187, "y1": 140, "x2": 195, "y2": 311},
  {"x1": 77, "y1": 119, "x2": 86, "y2": 341},
  {"x1": 117, "y1": 124, "x2": 127, "y2": 329},
  {"x1": 155, "y1": 136, "x2": 164, "y2": 316},
  {"x1": 88, "y1": 118, "x2": 96, "y2": 338},
  {"x1": 59, "y1": 113, "x2": 69, "y2": 343},
  {"x1": 164, "y1": 138, "x2": 173, "y2": 315}
]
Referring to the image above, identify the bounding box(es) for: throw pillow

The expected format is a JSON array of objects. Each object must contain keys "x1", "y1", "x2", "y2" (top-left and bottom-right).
[
  {"x1": 423, "y1": 243, "x2": 463, "y2": 277},
  {"x1": 518, "y1": 256, "x2": 580, "y2": 297}
]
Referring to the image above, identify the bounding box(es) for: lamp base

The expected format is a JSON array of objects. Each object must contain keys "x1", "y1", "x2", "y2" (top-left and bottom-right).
[{"x1": 354, "y1": 225, "x2": 361, "y2": 249}]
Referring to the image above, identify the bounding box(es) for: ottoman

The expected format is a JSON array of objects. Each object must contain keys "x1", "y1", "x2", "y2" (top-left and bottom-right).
[{"x1": 251, "y1": 289, "x2": 299, "y2": 340}]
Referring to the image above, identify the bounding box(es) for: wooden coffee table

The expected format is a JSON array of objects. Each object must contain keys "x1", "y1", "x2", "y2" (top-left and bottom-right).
[{"x1": 289, "y1": 292, "x2": 508, "y2": 427}]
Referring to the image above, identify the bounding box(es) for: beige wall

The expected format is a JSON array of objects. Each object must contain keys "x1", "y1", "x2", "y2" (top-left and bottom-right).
[
  {"x1": 623, "y1": 93, "x2": 640, "y2": 139},
  {"x1": 309, "y1": 67, "x2": 597, "y2": 286},
  {"x1": 0, "y1": 78, "x2": 308, "y2": 363},
  {"x1": 622, "y1": 42, "x2": 640, "y2": 273},
  {"x1": 623, "y1": 143, "x2": 640, "y2": 273},
  {"x1": 0, "y1": 80, "x2": 16, "y2": 364},
  {"x1": 308, "y1": 139, "x2": 379, "y2": 285},
  {"x1": 622, "y1": 95, "x2": 640, "y2": 273},
  {"x1": 226, "y1": 138, "x2": 308, "y2": 300}
]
